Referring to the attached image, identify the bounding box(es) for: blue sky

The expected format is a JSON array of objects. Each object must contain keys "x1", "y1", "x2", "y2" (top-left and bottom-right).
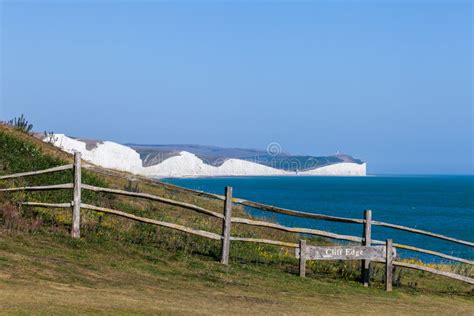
[{"x1": 0, "y1": 1, "x2": 472, "y2": 174}]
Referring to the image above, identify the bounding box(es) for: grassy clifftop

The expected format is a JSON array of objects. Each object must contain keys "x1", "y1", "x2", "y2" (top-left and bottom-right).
[{"x1": 0, "y1": 124, "x2": 472, "y2": 314}]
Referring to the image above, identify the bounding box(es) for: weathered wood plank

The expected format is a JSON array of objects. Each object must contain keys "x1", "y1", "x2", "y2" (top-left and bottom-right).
[
  {"x1": 0, "y1": 183, "x2": 74, "y2": 192},
  {"x1": 295, "y1": 245, "x2": 394, "y2": 261},
  {"x1": 81, "y1": 184, "x2": 224, "y2": 219},
  {"x1": 372, "y1": 220, "x2": 474, "y2": 247},
  {"x1": 220, "y1": 186, "x2": 233, "y2": 265},
  {"x1": 362, "y1": 209, "x2": 372, "y2": 287},
  {"x1": 299, "y1": 240, "x2": 306, "y2": 278},
  {"x1": 71, "y1": 152, "x2": 81, "y2": 239},
  {"x1": 231, "y1": 217, "x2": 363, "y2": 243},
  {"x1": 393, "y1": 261, "x2": 474, "y2": 285},
  {"x1": 80, "y1": 203, "x2": 222, "y2": 241},
  {"x1": 21, "y1": 202, "x2": 72, "y2": 208},
  {"x1": 392, "y1": 243, "x2": 474, "y2": 266},
  {"x1": 0, "y1": 164, "x2": 73, "y2": 180},
  {"x1": 236, "y1": 199, "x2": 365, "y2": 224},
  {"x1": 385, "y1": 239, "x2": 393, "y2": 292},
  {"x1": 229, "y1": 237, "x2": 298, "y2": 248}
]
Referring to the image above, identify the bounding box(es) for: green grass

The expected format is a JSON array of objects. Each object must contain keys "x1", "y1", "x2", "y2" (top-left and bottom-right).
[{"x1": 0, "y1": 226, "x2": 472, "y2": 315}]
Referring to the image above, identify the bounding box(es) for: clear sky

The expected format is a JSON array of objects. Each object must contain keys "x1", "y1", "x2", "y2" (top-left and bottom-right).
[{"x1": 0, "y1": 1, "x2": 472, "y2": 174}]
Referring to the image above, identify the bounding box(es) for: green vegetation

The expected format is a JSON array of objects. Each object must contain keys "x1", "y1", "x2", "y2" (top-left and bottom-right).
[
  {"x1": 0, "y1": 126, "x2": 109, "y2": 216},
  {"x1": 0, "y1": 123, "x2": 472, "y2": 314},
  {"x1": 5, "y1": 114, "x2": 33, "y2": 134}
]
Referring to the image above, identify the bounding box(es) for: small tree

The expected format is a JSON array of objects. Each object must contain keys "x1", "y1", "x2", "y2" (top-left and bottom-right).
[{"x1": 8, "y1": 114, "x2": 33, "y2": 134}]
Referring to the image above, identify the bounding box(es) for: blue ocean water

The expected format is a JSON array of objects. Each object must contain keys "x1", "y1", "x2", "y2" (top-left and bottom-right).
[{"x1": 163, "y1": 175, "x2": 474, "y2": 262}]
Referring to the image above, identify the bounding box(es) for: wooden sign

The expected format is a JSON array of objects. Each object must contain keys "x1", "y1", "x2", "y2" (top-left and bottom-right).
[
  {"x1": 297, "y1": 240, "x2": 397, "y2": 292},
  {"x1": 295, "y1": 245, "x2": 396, "y2": 261}
]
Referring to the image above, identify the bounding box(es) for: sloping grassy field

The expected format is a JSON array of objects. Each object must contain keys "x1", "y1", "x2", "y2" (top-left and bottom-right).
[
  {"x1": 0, "y1": 124, "x2": 473, "y2": 315},
  {"x1": 1, "y1": 228, "x2": 473, "y2": 315}
]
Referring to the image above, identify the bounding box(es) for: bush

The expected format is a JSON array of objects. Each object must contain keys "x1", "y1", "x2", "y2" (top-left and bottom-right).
[
  {"x1": 7, "y1": 114, "x2": 33, "y2": 134},
  {"x1": 124, "y1": 180, "x2": 140, "y2": 193},
  {"x1": 0, "y1": 202, "x2": 43, "y2": 232}
]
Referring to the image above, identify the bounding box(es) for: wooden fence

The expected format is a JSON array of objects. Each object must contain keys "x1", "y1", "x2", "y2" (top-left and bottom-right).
[{"x1": 0, "y1": 152, "x2": 473, "y2": 290}]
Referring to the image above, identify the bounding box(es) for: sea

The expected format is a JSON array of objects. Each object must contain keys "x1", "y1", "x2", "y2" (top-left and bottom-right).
[{"x1": 163, "y1": 175, "x2": 474, "y2": 262}]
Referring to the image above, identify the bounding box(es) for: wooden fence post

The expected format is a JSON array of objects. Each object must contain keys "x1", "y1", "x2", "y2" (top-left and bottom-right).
[
  {"x1": 299, "y1": 239, "x2": 306, "y2": 278},
  {"x1": 361, "y1": 209, "x2": 372, "y2": 287},
  {"x1": 385, "y1": 239, "x2": 393, "y2": 292},
  {"x1": 220, "y1": 186, "x2": 233, "y2": 265},
  {"x1": 71, "y1": 151, "x2": 81, "y2": 238}
]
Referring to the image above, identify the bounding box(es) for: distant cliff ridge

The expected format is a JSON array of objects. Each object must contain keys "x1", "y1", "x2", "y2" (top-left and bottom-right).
[
  {"x1": 43, "y1": 134, "x2": 366, "y2": 177},
  {"x1": 127, "y1": 144, "x2": 364, "y2": 172}
]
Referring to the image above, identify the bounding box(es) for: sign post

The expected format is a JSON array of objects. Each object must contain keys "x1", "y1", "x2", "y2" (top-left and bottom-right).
[
  {"x1": 295, "y1": 245, "x2": 390, "y2": 261},
  {"x1": 362, "y1": 209, "x2": 372, "y2": 287},
  {"x1": 385, "y1": 239, "x2": 393, "y2": 292},
  {"x1": 296, "y1": 242, "x2": 396, "y2": 291},
  {"x1": 299, "y1": 240, "x2": 306, "y2": 278}
]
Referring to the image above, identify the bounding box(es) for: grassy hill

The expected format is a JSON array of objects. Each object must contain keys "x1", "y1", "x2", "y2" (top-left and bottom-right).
[{"x1": 0, "y1": 124, "x2": 473, "y2": 315}]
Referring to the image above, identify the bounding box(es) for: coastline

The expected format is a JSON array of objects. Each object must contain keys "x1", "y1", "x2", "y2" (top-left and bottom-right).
[
  {"x1": 46, "y1": 134, "x2": 367, "y2": 178},
  {"x1": 156, "y1": 174, "x2": 373, "y2": 180}
]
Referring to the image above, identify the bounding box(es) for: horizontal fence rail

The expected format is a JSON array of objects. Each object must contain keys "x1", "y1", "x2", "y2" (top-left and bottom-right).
[
  {"x1": 393, "y1": 261, "x2": 474, "y2": 285},
  {"x1": 370, "y1": 240, "x2": 474, "y2": 266},
  {"x1": 1, "y1": 155, "x2": 473, "y2": 288},
  {"x1": 81, "y1": 184, "x2": 224, "y2": 219},
  {"x1": 80, "y1": 203, "x2": 223, "y2": 241},
  {"x1": 21, "y1": 201, "x2": 72, "y2": 208},
  {"x1": 232, "y1": 216, "x2": 363, "y2": 243},
  {"x1": 392, "y1": 243, "x2": 474, "y2": 265},
  {"x1": 235, "y1": 199, "x2": 365, "y2": 224},
  {"x1": 0, "y1": 183, "x2": 73, "y2": 192},
  {"x1": 20, "y1": 201, "x2": 222, "y2": 241},
  {"x1": 230, "y1": 237, "x2": 299, "y2": 248},
  {"x1": 0, "y1": 164, "x2": 73, "y2": 180},
  {"x1": 371, "y1": 220, "x2": 474, "y2": 247},
  {"x1": 157, "y1": 181, "x2": 226, "y2": 201}
]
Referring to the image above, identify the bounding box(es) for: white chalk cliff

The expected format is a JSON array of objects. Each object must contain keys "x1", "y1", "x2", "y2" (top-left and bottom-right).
[{"x1": 48, "y1": 134, "x2": 366, "y2": 177}]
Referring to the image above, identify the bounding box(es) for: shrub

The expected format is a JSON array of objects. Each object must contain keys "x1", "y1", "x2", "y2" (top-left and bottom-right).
[
  {"x1": 124, "y1": 180, "x2": 140, "y2": 193},
  {"x1": 0, "y1": 202, "x2": 43, "y2": 232},
  {"x1": 7, "y1": 114, "x2": 33, "y2": 134}
]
